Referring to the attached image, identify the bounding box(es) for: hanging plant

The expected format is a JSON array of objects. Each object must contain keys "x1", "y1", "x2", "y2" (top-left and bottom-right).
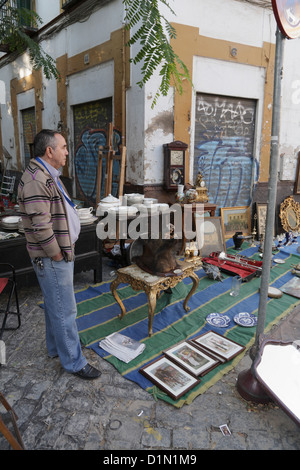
[{"x1": 123, "y1": 0, "x2": 192, "y2": 107}]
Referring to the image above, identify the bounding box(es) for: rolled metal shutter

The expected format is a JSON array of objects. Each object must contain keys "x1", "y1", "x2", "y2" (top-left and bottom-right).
[{"x1": 193, "y1": 93, "x2": 256, "y2": 213}]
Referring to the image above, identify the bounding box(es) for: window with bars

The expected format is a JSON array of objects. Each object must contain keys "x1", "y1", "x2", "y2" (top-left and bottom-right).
[{"x1": 0, "y1": 0, "x2": 34, "y2": 28}]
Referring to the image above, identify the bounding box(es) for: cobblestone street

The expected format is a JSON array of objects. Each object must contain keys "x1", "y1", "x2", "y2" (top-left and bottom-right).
[{"x1": 0, "y1": 259, "x2": 299, "y2": 452}]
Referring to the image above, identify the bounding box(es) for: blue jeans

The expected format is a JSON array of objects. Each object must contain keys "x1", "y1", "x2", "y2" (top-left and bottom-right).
[{"x1": 32, "y1": 257, "x2": 87, "y2": 373}]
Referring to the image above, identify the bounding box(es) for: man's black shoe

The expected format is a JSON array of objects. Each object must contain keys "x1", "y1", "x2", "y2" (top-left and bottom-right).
[{"x1": 74, "y1": 364, "x2": 102, "y2": 380}]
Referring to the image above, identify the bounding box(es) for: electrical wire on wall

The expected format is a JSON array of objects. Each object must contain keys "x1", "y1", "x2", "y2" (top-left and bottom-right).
[{"x1": 234, "y1": 0, "x2": 272, "y2": 8}]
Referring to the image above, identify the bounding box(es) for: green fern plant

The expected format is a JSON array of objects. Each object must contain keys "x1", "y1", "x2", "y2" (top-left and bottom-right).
[
  {"x1": 0, "y1": 6, "x2": 59, "y2": 80},
  {"x1": 123, "y1": 0, "x2": 192, "y2": 107}
]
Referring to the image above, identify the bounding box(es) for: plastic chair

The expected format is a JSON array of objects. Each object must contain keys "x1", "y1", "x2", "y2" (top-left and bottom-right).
[{"x1": 0, "y1": 263, "x2": 21, "y2": 341}]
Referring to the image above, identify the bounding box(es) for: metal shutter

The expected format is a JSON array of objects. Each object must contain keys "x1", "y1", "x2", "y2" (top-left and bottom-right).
[{"x1": 193, "y1": 93, "x2": 256, "y2": 213}]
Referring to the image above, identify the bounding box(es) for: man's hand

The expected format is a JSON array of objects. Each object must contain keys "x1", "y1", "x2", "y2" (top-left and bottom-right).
[{"x1": 51, "y1": 252, "x2": 64, "y2": 261}]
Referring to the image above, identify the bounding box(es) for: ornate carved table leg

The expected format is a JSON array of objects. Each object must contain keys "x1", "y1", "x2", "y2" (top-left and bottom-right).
[
  {"x1": 146, "y1": 288, "x2": 159, "y2": 336},
  {"x1": 110, "y1": 276, "x2": 126, "y2": 318},
  {"x1": 183, "y1": 271, "x2": 199, "y2": 312}
]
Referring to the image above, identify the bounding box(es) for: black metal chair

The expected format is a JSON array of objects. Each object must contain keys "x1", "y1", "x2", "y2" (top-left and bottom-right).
[{"x1": 0, "y1": 263, "x2": 21, "y2": 341}]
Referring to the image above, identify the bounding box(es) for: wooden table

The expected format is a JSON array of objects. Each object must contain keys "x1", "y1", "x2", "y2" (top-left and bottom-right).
[
  {"x1": 0, "y1": 222, "x2": 102, "y2": 287},
  {"x1": 110, "y1": 260, "x2": 200, "y2": 336}
]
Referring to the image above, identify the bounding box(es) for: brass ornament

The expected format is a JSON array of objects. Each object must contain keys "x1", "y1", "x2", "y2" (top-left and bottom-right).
[{"x1": 194, "y1": 172, "x2": 209, "y2": 203}]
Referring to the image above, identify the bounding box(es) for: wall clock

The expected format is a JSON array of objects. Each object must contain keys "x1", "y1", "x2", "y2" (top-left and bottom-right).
[{"x1": 163, "y1": 141, "x2": 188, "y2": 191}]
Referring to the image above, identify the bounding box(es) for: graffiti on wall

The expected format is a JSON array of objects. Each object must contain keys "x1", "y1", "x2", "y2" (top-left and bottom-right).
[
  {"x1": 74, "y1": 127, "x2": 121, "y2": 206},
  {"x1": 193, "y1": 94, "x2": 258, "y2": 212},
  {"x1": 72, "y1": 98, "x2": 121, "y2": 206}
]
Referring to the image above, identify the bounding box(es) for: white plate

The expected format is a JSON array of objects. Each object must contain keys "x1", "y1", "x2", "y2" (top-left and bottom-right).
[
  {"x1": 2, "y1": 222, "x2": 19, "y2": 227},
  {"x1": 2, "y1": 216, "x2": 20, "y2": 224},
  {"x1": 267, "y1": 286, "x2": 283, "y2": 298},
  {"x1": 80, "y1": 216, "x2": 97, "y2": 225},
  {"x1": 273, "y1": 258, "x2": 285, "y2": 264},
  {"x1": 234, "y1": 312, "x2": 257, "y2": 327},
  {"x1": 206, "y1": 312, "x2": 230, "y2": 328}
]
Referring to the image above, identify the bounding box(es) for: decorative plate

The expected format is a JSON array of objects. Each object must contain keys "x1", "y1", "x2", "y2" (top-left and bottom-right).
[
  {"x1": 234, "y1": 312, "x2": 257, "y2": 327},
  {"x1": 206, "y1": 312, "x2": 230, "y2": 328}
]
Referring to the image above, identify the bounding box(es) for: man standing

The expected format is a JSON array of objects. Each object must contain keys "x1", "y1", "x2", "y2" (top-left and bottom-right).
[{"x1": 18, "y1": 129, "x2": 101, "y2": 380}]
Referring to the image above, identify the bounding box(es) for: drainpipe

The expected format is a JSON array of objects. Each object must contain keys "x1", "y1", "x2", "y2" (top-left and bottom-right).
[{"x1": 122, "y1": 25, "x2": 126, "y2": 147}]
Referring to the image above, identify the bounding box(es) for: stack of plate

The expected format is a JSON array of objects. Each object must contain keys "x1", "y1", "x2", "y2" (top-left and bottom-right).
[
  {"x1": 0, "y1": 216, "x2": 21, "y2": 230},
  {"x1": 76, "y1": 207, "x2": 97, "y2": 225},
  {"x1": 108, "y1": 206, "x2": 138, "y2": 216},
  {"x1": 78, "y1": 214, "x2": 97, "y2": 225},
  {"x1": 134, "y1": 203, "x2": 169, "y2": 213}
]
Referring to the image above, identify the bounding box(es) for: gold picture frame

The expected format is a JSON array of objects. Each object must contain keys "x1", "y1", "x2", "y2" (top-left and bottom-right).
[
  {"x1": 279, "y1": 196, "x2": 300, "y2": 233},
  {"x1": 221, "y1": 206, "x2": 251, "y2": 239}
]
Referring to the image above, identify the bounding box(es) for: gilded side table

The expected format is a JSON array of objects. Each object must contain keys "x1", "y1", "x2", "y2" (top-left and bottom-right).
[{"x1": 110, "y1": 260, "x2": 200, "y2": 336}]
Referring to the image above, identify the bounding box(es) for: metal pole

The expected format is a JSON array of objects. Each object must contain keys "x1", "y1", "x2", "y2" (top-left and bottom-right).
[
  {"x1": 236, "y1": 26, "x2": 285, "y2": 403},
  {"x1": 251, "y1": 26, "x2": 285, "y2": 360}
]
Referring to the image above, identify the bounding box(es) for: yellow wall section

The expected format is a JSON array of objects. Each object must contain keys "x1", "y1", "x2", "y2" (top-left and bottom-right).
[
  {"x1": 9, "y1": 27, "x2": 129, "y2": 174},
  {"x1": 170, "y1": 23, "x2": 275, "y2": 184},
  {"x1": 56, "y1": 27, "x2": 129, "y2": 176},
  {"x1": 10, "y1": 69, "x2": 43, "y2": 171}
]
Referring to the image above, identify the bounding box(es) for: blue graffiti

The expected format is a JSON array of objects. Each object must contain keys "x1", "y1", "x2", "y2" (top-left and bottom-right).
[
  {"x1": 74, "y1": 127, "x2": 121, "y2": 205},
  {"x1": 195, "y1": 136, "x2": 257, "y2": 211}
]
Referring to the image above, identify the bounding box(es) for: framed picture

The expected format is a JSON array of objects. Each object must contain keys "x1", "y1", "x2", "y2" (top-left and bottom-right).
[
  {"x1": 139, "y1": 356, "x2": 200, "y2": 401},
  {"x1": 294, "y1": 151, "x2": 300, "y2": 195},
  {"x1": 195, "y1": 216, "x2": 226, "y2": 257},
  {"x1": 163, "y1": 341, "x2": 220, "y2": 377},
  {"x1": 256, "y1": 202, "x2": 275, "y2": 238},
  {"x1": 221, "y1": 206, "x2": 251, "y2": 239},
  {"x1": 191, "y1": 331, "x2": 245, "y2": 362},
  {"x1": 256, "y1": 202, "x2": 267, "y2": 238}
]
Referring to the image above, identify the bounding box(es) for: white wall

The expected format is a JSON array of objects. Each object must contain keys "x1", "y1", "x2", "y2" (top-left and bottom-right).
[
  {"x1": 125, "y1": 27, "x2": 146, "y2": 186},
  {"x1": 168, "y1": 0, "x2": 274, "y2": 47},
  {"x1": 0, "y1": 67, "x2": 15, "y2": 164},
  {"x1": 279, "y1": 36, "x2": 300, "y2": 180},
  {"x1": 35, "y1": 0, "x2": 61, "y2": 25},
  {"x1": 135, "y1": 0, "x2": 276, "y2": 186},
  {"x1": 2, "y1": 0, "x2": 300, "y2": 187}
]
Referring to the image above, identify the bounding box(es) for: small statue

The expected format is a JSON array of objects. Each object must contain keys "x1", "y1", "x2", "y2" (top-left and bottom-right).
[
  {"x1": 195, "y1": 171, "x2": 209, "y2": 203},
  {"x1": 196, "y1": 172, "x2": 205, "y2": 188}
]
